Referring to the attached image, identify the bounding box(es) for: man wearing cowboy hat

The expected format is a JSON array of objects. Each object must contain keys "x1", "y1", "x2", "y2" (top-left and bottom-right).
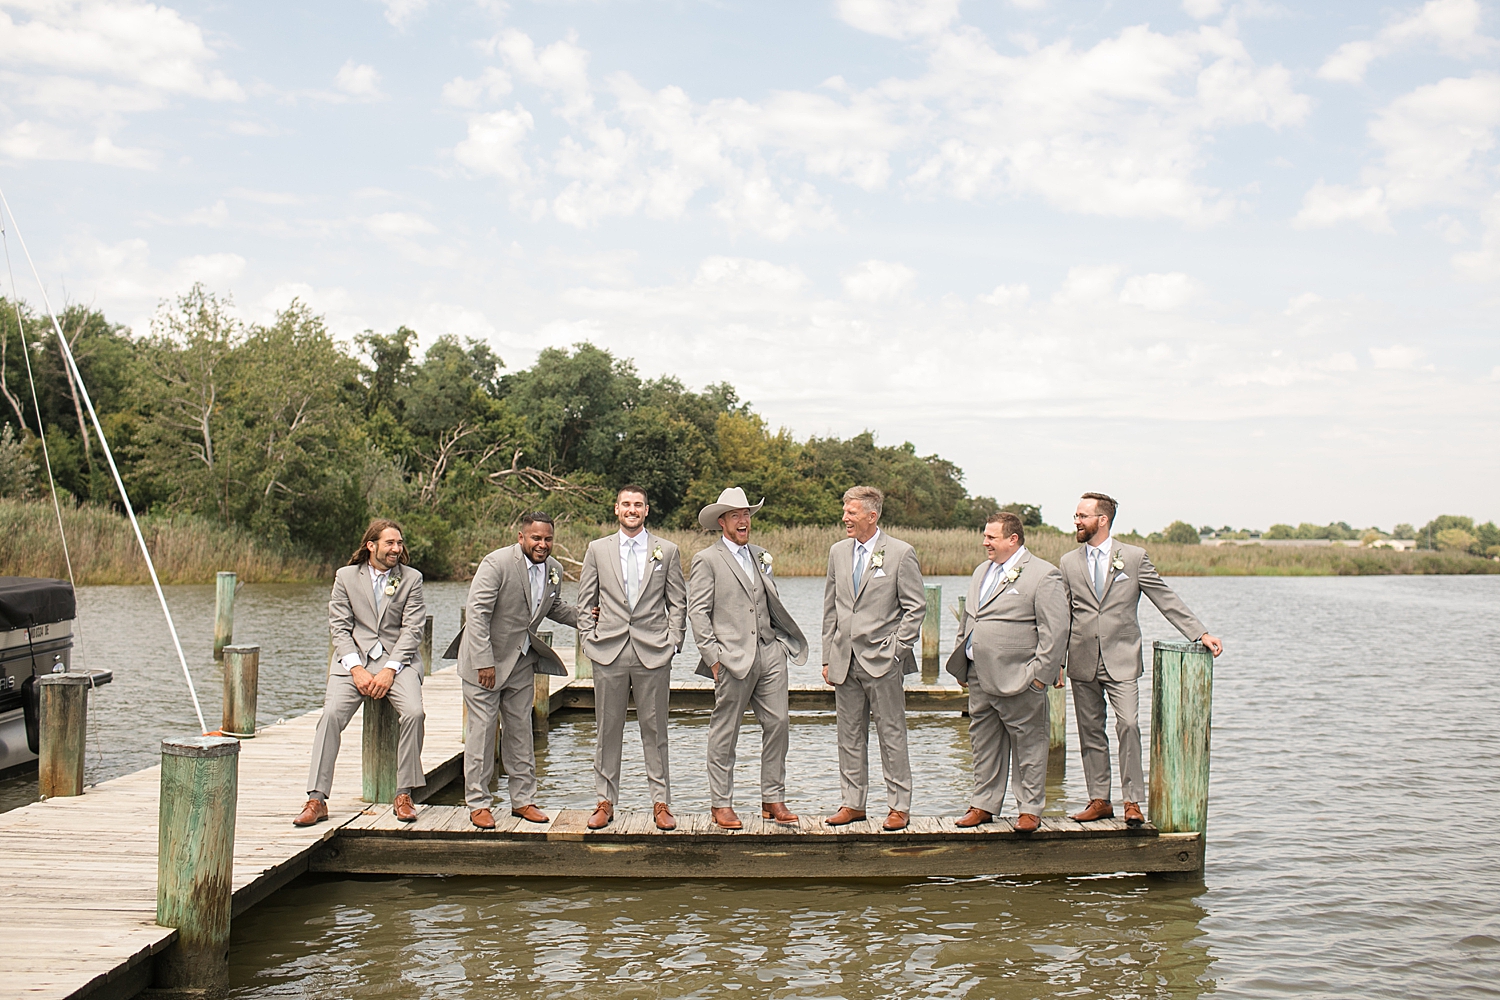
[{"x1": 687, "y1": 486, "x2": 809, "y2": 830}]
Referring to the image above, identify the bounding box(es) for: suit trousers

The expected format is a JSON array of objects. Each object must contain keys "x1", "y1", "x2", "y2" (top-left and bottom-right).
[
  {"x1": 967, "y1": 683, "x2": 1048, "y2": 815},
  {"x1": 463, "y1": 653, "x2": 542, "y2": 811},
  {"x1": 834, "y1": 657, "x2": 912, "y2": 813},
  {"x1": 706, "y1": 641, "x2": 789, "y2": 808},
  {"x1": 592, "y1": 644, "x2": 672, "y2": 806},
  {"x1": 306, "y1": 668, "x2": 426, "y2": 797},
  {"x1": 1071, "y1": 668, "x2": 1144, "y2": 804}
]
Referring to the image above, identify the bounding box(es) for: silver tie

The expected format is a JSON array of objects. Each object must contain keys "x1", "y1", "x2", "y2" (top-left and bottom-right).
[
  {"x1": 981, "y1": 564, "x2": 1000, "y2": 603},
  {"x1": 626, "y1": 541, "x2": 640, "y2": 611},
  {"x1": 1093, "y1": 550, "x2": 1106, "y2": 599},
  {"x1": 852, "y1": 543, "x2": 865, "y2": 592},
  {"x1": 738, "y1": 546, "x2": 756, "y2": 581}
]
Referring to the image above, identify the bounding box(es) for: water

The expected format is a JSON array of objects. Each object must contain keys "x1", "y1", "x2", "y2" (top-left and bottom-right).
[{"x1": 6, "y1": 574, "x2": 1498, "y2": 997}]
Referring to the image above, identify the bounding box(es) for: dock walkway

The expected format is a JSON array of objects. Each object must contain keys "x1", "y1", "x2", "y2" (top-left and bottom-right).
[{"x1": 3, "y1": 660, "x2": 1199, "y2": 999}]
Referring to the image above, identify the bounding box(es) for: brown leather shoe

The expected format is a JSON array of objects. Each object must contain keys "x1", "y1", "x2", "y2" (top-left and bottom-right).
[
  {"x1": 761, "y1": 801, "x2": 798, "y2": 824},
  {"x1": 512, "y1": 803, "x2": 549, "y2": 824},
  {"x1": 293, "y1": 799, "x2": 328, "y2": 827},
  {"x1": 470, "y1": 808, "x2": 496, "y2": 829},
  {"x1": 393, "y1": 793, "x2": 418, "y2": 823},
  {"x1": 825, "y1": 806, "x2": 867, "y2": 826},
  {"x1": 711, "y1": 806, "x2": 743, "y2": 830},
  {"x1": 883, "y1": 810, "x2": 909, "y2": 832},
  {"x1": 955, "y1": 807, "x2": 993, "y2": 827},
  {"x1": 587, "y1": 800, "x2": 613, "y2": 830},
  {"x1": 653, "y1": 802, "x2": 677, "y2": 831},
  {"x1": 1070, "y1": 798, "x2": 1115, "y2": 822},
  {"x1": 1014, "y1": 812, "x2": 1041, "y2": 833},
  {"x1": 1123, "y1": 801, "x2": 1145, "y2": 827}
]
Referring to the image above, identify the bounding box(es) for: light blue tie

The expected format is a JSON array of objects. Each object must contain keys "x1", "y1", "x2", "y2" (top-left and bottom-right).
[{"x1": 852, "y1": 543, "x2": 865, "y2": 592}]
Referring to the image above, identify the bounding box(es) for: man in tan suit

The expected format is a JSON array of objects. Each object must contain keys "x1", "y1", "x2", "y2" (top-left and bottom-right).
[
  {"x1": 1062, "y1": 492, "x2": 1223, "y2": 826},
  {"x1": 688, "y1": 486, "x2": 808, "y2": 830},
  {"x1": 297, "y1": 519, "x2": 427, "y2": 827},
  {"x1": 577, "y1": 485, "x2": 687, "y2": 831},
  {"x1": 945, "y1": 511, "x2": 1068, "y2": 833},
  {"x1": 821, "y1": 485, "x2": 926, "y2": 832},
  {"x1": 458, "y1": 511, "x2": 579, "y2": 829}
]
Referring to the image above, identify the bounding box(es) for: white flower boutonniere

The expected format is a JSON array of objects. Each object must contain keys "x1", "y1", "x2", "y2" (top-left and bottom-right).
[
  {"x1": 651, "y1": 544, "x2": 664, "y2": 563},
  {"x1": 383, "y1": 569, "x2": 400, "y2": 597},
  {"x1": 1111, "y1": 552, "x2": 1125, "y2": 572},
  {"x1": 870, "y1": 550, "x2": 885, "y2": 569},
  {"x1": 759, "y1": 550, "x2": 774, "y2": 573},
  {"x1": 1002, "y1": 563, "x2": 1024, "y2": 586},
  {"x1": 548, "y1": 566, "x2": 561, "y2": 586}
]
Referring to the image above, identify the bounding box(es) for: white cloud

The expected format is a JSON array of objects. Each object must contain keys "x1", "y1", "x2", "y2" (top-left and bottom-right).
[
  {"x1": 442, "y1": 68, "x2": 512, "y2": 108},
  {"x1": 1182, "y1": 0, "x2": 1224, "y2": 18},
  {"x1": 377, "y1": 0, "x2": 428, "y2": 29},
  {"x1": 843, "y1": 259, "x2": 916, "y2": 302},
  {"x1": 1294, "y1": 182, "x2": 1392, "y2": 232},
  {"x1": 1371, "y1": 73, "x2": 1500, "y2": 208},
  {"x1": 1370, "y1": 344, "x2": 1425, "y2": 369},
  {"x1": 979, "y1": 283, "x2": 1030, "y2": 307},
  {"x1": 835, "y1": 0, "x2": 962, "y2": 40},
  {"x1": 1053, "y1": 265, "x2": 1122, "y2": 305},
  {"x1": 334, "y1": 60, "x2": 383, "y2": 99},
  {"x1": 1453, "y1": 191, "x2": 1500, "y2": 280},
  {"x1": 453, "y1": 107, "x2": 535, "y2": 182},
  {"x1": 695, "y1": 256, "x2": 807, "y2": 294},
  {"x1": 0, "y1": 120, "x2": 155, "y2": 168},
  {"x1": 1120, "y1": 272, "x2": 1199, "y2": 310},
  {"x1": 364, "y1": 212, "x2": 438, "y2": 238},
  {"x1": 176, "y1": 252, "x2": 246, "y2": 285},
  {"x1": 1319, "y1": 0, "x2": 1495, "y2": 83}
]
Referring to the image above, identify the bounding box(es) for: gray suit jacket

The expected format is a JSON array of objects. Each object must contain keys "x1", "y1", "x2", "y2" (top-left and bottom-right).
[
  {"x1": 1059, "y1": 540, "x2": 1207, "y2": 682},
  {"x1": 821, "y1": 531, "x2": 926, "y2": 683},
  {"x1": 945, "y1": 549, "x2": 1068, "y2": 697},
  {"x1": 456, "y1": 544, "x2": 580, "y2": 686},
  {"x1": 328, "y1": 562, "x2": 426, "y2": 674},
  {"x1": 577, "y1": 531, "x2": 687, "y2": 669},
  {"x1": 687, "y1": 539, "x2": 808, "y2": 680}
]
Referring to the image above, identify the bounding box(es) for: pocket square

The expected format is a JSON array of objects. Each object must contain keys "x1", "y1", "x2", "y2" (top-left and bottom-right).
[
  {"x1": 1114, "y1": 573, "x2": 1129, "y2": 582},
  {"x1": 1006, "y1": 587, "x2": 1020, "y2": 595},
  {"x1": 873, "y1": 568, "x2": 887, "y2": 578},
  {"x1": 653, "y1": 564, "x2": 662, "y2": 572}
]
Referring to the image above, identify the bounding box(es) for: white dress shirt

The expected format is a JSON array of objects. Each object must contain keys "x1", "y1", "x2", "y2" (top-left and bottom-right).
[
  {"x1": 966, "y1": 546, "x2": 1028, "y2": 658},
  {"x1": 1086, "y1": 535, "x2": 1114, "y2": 595},
  {"x1": 721, "y1": 536, "x2": 759, "y2": 582},
  {"x1": 851, "y1": 529, "x2": 882, "y2": 585},
  {"x1": 337, "y1": 563, "x2": 404, "y2": 675},
  {"x1": 618, "y1": 529, "x2": 649, "y2": 584}
]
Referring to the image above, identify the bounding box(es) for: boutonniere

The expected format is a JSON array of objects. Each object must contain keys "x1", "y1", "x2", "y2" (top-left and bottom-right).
[
  {"x1": 1002, "y1": 563, "x2": 1024, "y2": 586},
  {"x1": 759, "y1": 550, "x2": 774, "y2": 573},
  {"x1": 383, "y1": 568, "x2": 400, "y2": 597},
  {"x1": 548, "y1": 566, "x2": 561, "y2": 586},
  {"x1": 651, "y1": 544, "x2": 664, "y2": 562},
  {"x1": 870, "y1": 550, "x2": 885, "y2": 569},
  {"x1": 1111, "y1": 552, "x2": 1125, "y2": 572}
]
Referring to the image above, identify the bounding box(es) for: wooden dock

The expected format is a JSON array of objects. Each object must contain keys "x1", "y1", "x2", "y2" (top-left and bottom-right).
[
  {"x1": 2, "y1": 655, "x2": 1203, "y2": 999},
  {"x1": 548, "y1": 678, "x2": 969, "y2": 714}
]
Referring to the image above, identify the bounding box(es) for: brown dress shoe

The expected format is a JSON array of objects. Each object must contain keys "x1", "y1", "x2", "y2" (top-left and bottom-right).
[
  {"x1": 653, "y1": 802, "x2": 677, "y2": 831},
  {"x1": 1014, "y1": 813, "x2": 1041, "y2": 833},
  {"x1": 825, "y1": 806, "x2": 867, "y2": 826},
  {"x1": 587, "y1": 800, "x2": 613, "y2": 830},
  {"x1": 711, "y1": 806, "x2": 743, "y2": 830},
  {"x1": 955, "y1": 807, "x2": 993, "y2": 827},
  {"x1": 1070, "y1": 798, "x2": 1115, "y2": 822},
  {"x1": 883, "y1": 810, "x2": 909, "y2": 832},
  {"x1": 393, "y1": 793, "x2": 418, "y2": 823},
  {"x1": 293, "y1": 799, "x2": 328, "y2": 827},
  {"x1": 470, "y1": 808, "x2": 496, "y2": 829},
  {"x1": 512, "y1": 803, "x2": 549, "y2": 824},
  {"x1": 1123, "y1": 801, "x2": 1145, "y2": 827},
  {"x1": 761, "y1": 801, "x2": 798, "y2": 824}
]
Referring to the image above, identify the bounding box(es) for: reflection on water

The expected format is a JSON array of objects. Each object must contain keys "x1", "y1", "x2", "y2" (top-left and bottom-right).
[
  {"x1": 229, "y1": 874, "x2": 1213, "y2": 999},
  {"x1": 6, "y1": 573, "x2": 1500, "y2": 997}
]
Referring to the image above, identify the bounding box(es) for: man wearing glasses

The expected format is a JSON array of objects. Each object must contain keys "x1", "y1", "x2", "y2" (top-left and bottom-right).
[{"x1": 1060, "y1": 493, "x2": 1223, "y2": 827}]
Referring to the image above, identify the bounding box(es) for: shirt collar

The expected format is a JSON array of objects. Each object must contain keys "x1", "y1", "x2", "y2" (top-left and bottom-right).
[
  {"x1": 618, "y1": 529, "x2": 645, "y2": 548},
  {"x1": 989, "y1": 546, "x2": 1026, "y2": 577},
  {"x1": 721, "y1": 536, "x2": 749, "y2": 557},
  {"x1": 1085, "y1": 535, "x2": 1114, "y2": 560},
  {"x1": 853, "y1": 529, "x2": 881, "y2": 552}
]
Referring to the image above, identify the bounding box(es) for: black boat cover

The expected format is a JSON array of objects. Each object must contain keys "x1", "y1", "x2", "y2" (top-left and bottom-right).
[{"x1": 0, "y1": 577, "x2": 75, "y2": 630}]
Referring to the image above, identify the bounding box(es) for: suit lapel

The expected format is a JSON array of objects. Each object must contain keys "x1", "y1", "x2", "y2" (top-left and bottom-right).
[
  {"x1": 353, "y1": 565, "x2": 378, "y2": 625},
  {"x1": 1099, "y1": 542, "x2": 1120, "y2": 601},
  {"x1": 852, "y1": 533, "x2": 877, "y2": 603},
  {"x1": 718, "y1": 540, "x2": 755, "y2": 600},
  {"x1": 1072, "y1": 548, "x2": 1101, "y2": 608},
  {"x1": 608, "y1": 532, "x2": 628, "y2": 599}
]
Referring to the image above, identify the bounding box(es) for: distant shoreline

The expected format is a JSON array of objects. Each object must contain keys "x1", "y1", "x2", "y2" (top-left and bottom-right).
[{"x1": 2, "y1": 500, "x2": 1495, "y2": 585}]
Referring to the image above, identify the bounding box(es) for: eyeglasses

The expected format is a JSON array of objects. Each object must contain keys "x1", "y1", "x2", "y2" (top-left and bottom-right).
[{"x1": 1073, "y1": 514, "x2": 1102, "y2": 522}]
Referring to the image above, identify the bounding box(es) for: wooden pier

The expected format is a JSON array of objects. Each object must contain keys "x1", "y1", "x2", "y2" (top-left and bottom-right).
[{"x1": 2, "y1": 639, "x2": 1213, "y2": 999}]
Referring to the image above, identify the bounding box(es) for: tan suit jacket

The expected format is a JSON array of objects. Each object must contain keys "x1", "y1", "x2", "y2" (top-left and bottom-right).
[
  {"x1": 1059, "y1": 540, "x2": 1206, "y2": 682},
  {"x1": 328, "y1": 562, "x2": 426, "y2": 673},
  {"x1": 456, "y1": 544, "x2": 579, "y2": 686},
  {"x1": 577, "y1": 531, "x2": 687, "y2": 668},
  {"x1": 687, "y1": 540, "x2": 807, "y2": 680},
  {"x1": 945, "y1": 549, "x2": 1068, "y2": 697},
  {"x1": 821, "y1": 531, "x2": 926, "y2": 683}
]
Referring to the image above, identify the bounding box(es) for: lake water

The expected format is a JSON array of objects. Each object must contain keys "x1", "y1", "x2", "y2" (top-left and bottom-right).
[{"x1": 7, "y1": 573, "x2": 1498, "y2": 997}]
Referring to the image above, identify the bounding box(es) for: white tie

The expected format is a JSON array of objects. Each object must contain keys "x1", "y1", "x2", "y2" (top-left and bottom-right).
[{"x1": 626, "y1": 541, "x2": 640, "y2": 611}]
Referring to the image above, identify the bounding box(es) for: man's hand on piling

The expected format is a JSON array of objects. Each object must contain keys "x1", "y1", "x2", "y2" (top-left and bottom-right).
[
  {"x1": 1200, "y1": 633, "x2": 1224, "y2": 657},
  {"x1": 367, "y1": 667, "x2": 396, "y2": 699},
  {"x1": 350, "y1": 664, "x2": 374, "y2": 696}
]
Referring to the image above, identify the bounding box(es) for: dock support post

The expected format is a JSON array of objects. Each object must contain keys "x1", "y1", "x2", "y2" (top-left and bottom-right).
[
  {"x1": 421, "y1": 615, "x2": 433, "y2": 676},
  {"x1": 574, "y1": 627, "x2": 591, "y2": 680},
  {"x1": 362, "y1": 695, "x2": 399, "y2": 803},
  {"x1": 37, "y1": 673, "x2": 90, "y2": 798},
  {"x1": 220, "y1": 644, "x2": 259, "y2": 738},
  {"x1": 1149, "y1": 639, "x2": 1213, "y2": 874},
  {"x1": 921, "y1": 585, "x2": 941, "y2": 683},
  {"x1": 533, "y1": 631, "x2": 553, "y2": 727},
  {"x1": 1046, "y1": 681, "x2": 1067, "y2": 781},
  {"x1": 156, "y1": 735, "x2": 239, "y2": 992},
  {"x1": 213, "y1": 571, "x2": 236, "y2": 662}
]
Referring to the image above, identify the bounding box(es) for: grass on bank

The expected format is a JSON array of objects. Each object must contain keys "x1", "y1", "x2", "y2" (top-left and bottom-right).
[{"x1": 2, "y1": 499, "x2": 1494, "y2": 585}]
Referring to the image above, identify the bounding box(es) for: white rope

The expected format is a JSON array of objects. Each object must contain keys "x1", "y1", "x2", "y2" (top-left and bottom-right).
[{"x1": 0, "y1": 186, "x2": 208, "y2": 734}]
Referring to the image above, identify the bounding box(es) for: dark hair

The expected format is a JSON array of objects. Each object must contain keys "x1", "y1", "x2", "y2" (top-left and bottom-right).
[
  {"x1": 1081, "y1": 492, "x2": 1118, "y2": 526},
  {"x1": 349, "y1": 518, "x2": 408, "y2": 566},
  {"x1": 616, "y1": 484, "x2": 649, "y2": 504},
  {"x1": 519, "y1": 511, "x2": 555, "y2": 529},
  {"x1": 986, "y1": 510, "x2": 1025, "y2": 544}
]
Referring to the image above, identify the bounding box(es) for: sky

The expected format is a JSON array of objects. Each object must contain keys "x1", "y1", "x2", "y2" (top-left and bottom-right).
[{"x1": 0, "y1": 0, "x2": 1496, "y2": 534}]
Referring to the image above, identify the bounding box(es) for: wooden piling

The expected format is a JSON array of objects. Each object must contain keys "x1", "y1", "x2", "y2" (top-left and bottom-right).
[
  {"x1": 574, "y1": 627, "x2": 592, "y2": 680},
  {"x1": 1149, "y1": 639, "x2": 1213, "y2": 872},
  {"x1": 533, "y1": 631, "x2": 553, "y2": 726},
  {"x1": 37, "y1": 673, "x2": 90, "y2": 798},
  {"x1": 1047, "y1": 683, "x2": 1066, "y2": 751},
  {"x1": 213, "y1": 571, "x2": 236, "y2": 662},
  {"x1": 362, "y1": 694, "x2": 399, "y2": 804},
  {"x1": 421, "y1": 615, "x2": 433, "y2": 676},
  {"x1": 921, "y1": 585, "x2": 941, "y2": 683},
  {"x1": 220, "y1": 644, "x2": 260, "y2": 738},
  {"x1": 155, "y1": 735, "x2": 239, "y2": 991}
]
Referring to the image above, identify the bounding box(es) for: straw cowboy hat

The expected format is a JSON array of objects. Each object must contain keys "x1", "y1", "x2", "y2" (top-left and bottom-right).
[{"x1": 698, "y1": 486, "x2": 765, "y2": 531}]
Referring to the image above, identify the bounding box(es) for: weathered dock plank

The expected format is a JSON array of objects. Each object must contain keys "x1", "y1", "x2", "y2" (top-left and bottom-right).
[{"x1": 549, "y1": 678, "x2": 968, "y2": 714}]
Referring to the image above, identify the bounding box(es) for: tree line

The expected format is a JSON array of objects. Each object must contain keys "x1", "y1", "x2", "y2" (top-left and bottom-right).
[{"x1": 0, "y1": 286, "x2": 1008, "y2": 577}]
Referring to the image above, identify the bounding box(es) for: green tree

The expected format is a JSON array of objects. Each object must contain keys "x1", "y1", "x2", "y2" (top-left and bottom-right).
[
  {"x1": 1164, "y1": 520, "x2": 1201, "y2": 544},
  {"x1": 1436, "y1": 528, "x2": 1477, "y2": 553},
  {"x1": 1264, "y1": 524, "x2": 1294, "y2": 539},
  {"x1": 501, "y1": 343, "x2": 638, "y2": 474}
]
